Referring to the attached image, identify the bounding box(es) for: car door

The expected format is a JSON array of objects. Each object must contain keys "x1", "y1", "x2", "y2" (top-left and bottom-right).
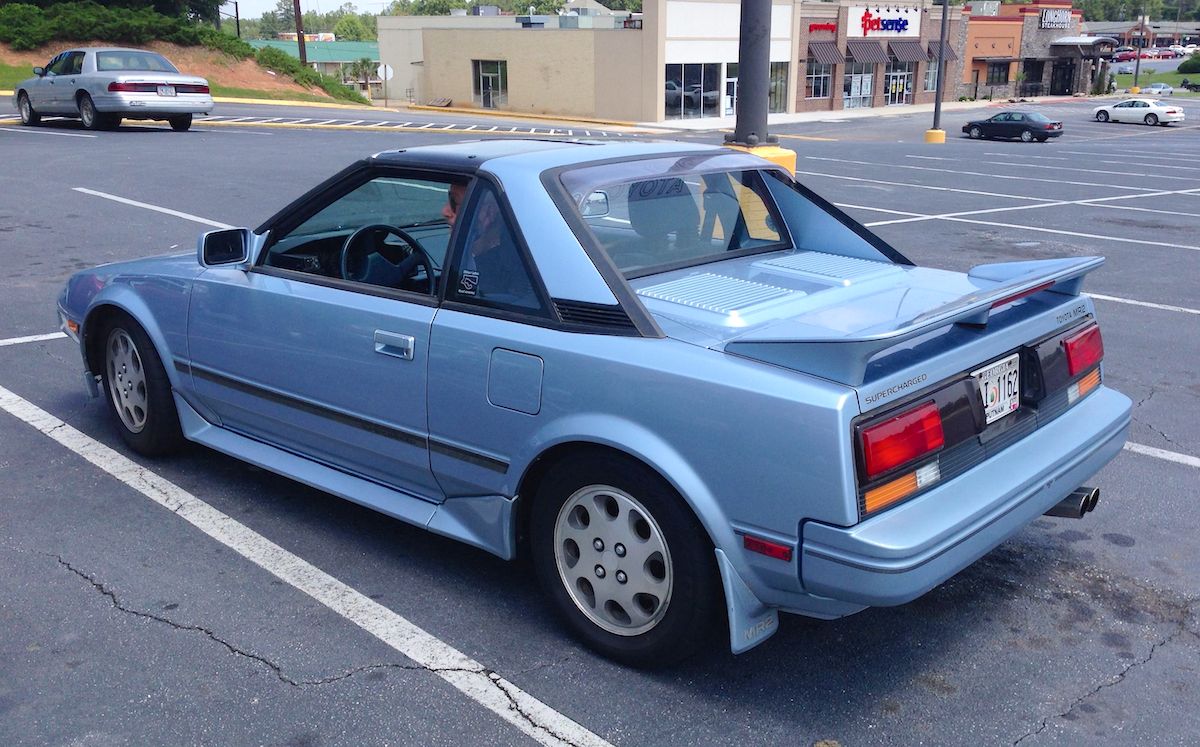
[
  {"x1": 985, "y1": 113, "x2": 1009, "y2": 137},
  {"x1": 55, "y1": 51, "x2": 85, "y2": 112},
  {"x1": 186, "y1": 169, "x2": 459, "y2": 501},
  {"x1": 31, "y1": 52, "x2": 70, "y2": 111},
  {"x1": 426, "y1": 178, "x2": 556, "y2": 499},
  {"x1": 1008, "y1": 113, "x2": 1027, "y2": 138},
  {"x1": 1109, "y1": 102, "x2": 1127, "y2": 122}
]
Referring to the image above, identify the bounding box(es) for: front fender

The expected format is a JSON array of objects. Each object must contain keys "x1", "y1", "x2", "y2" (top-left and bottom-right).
[{"x1": 81, "y1": 282, "x2": 190, "y2": 393}]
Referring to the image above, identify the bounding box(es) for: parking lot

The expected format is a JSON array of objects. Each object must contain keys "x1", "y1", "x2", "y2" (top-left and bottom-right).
[{"x1": 1, "y1": 95, "x2": 1197, "y2": 745}]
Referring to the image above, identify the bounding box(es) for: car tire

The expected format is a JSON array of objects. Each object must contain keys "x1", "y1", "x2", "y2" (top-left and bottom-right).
[
  {"x1": 1020, "y1": 129, "x2": 1034, "y2": 142},
  {"x1": 1036, "y1": 136, "x2": 1048, "y2": 142},
  {"x1": 97, "y1": 313, "x2": 185, "y2": 457},
  {"x1": 969, "y1": 126, "x2": 983, "y2": 139},
  {"x1": 17, "y1": 92, "x2": 40, "y2": 126},
  {"x1": 530, "y1": 451, "x2": 721, "y2": 667},
  {"x1": 1096, "y1": 110, "x2": 1110, "y2": 122},
  {"x1": 78, "y1": 93, "x2": 103, "y2": 131},
  {"x1": 169, "y1": 114, "x2": 192, "y2": 132},
  {"x1": 1145, "y1": 113, "x2": 1159, "y2": 126}
]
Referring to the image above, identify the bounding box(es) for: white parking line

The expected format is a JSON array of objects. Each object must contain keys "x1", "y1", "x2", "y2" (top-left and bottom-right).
[
  {"x1": 913, "y1": 154, "x2": 1200, "y2": 182},
  {"x1": 807, "y1": 156, "x2": 1158, "y2": 192},
  {"x1": 0, "y1": 126, "x2": 97, "y2": 139},
  {"x1": 984, "y1": 152, "x2": 1200, "y2": 173},
  {"x1": 0, "y1": 383, "x2": 612, "y2": 747},
  {"x1": 0, "y1": 332, "x2": 66, "y2": 347},
  {"x1": 1056, "y1": 149, "x2": 1200, "y2": 166},
  {"x1": 1088, "y1": 293, "x2": 1200, "y2": 315},
  {"x1": 73, "y1": 188, "x2": 234, "y2": 229},
  {"x1": 1123, "y1": 442, "x2": 1200, "y2": 469},
  {"x1": 798, "y1": 170, "x2": 1056, "y2": 203}
]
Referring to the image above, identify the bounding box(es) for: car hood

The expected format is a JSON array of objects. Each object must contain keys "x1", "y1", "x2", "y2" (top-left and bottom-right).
[{"x1": 630, "y1": 251, "x2": 1103, "y2": 386}]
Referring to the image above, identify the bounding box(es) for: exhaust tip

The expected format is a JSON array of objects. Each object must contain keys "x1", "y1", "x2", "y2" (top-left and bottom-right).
[{"x1": 1045, "y1": 487, "x2": 1099, "y2": 519}]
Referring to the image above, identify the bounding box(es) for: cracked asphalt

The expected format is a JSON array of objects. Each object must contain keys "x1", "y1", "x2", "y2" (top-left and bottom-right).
[{"x1": 1, "y1": 97, "x2": 1198, "y2": 745}]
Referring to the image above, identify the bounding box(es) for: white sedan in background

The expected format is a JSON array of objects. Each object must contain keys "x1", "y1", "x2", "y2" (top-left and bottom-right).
[{"x1": 1093, "y1": 98, "x2": 1185, "y2": 126}]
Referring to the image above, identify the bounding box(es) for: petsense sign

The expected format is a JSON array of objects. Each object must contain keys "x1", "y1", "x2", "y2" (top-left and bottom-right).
[{"x1": 848, "y1": 6, "x2": 921, "y2": 38}]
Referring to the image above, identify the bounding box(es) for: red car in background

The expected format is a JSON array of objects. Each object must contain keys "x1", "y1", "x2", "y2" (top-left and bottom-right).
[{"x1": 1113, "y1": 50, "x2": 1138, "y2": 61}]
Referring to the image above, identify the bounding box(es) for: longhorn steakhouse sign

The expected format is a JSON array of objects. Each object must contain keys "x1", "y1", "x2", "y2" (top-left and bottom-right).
[{"x1": 847, "y1": 6, "x2": 922, "y2": 38}]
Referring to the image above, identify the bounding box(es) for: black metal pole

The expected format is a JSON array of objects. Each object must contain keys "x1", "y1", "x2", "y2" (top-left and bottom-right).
[
  {"x1": 726, "y1": 0, "x2": 772, "y2": 146},
  {"x1": 931, "y1": 0, "x2": 951, "y2": 131},
  {"x1": 294, "y1": 0, "x2": 307, "y2": 66},
  {"x1": 235, "y1": 1, "x2": 241, "y2": 39}
]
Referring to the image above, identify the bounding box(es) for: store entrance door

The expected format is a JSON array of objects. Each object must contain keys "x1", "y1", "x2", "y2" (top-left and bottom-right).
[{"x1": 1050, "y1": 60, "x2": 1076, "y2": 95}]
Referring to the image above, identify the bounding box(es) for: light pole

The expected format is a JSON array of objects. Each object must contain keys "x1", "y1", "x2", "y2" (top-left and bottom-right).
[
  {"x1": 723, "y1": 0, "x2": 795, "y2": 172},
  {"x1": 926, "y1": 0, "x2": 952, "y2": 143}
]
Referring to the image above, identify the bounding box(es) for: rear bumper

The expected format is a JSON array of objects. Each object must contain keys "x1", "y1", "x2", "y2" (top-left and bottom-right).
[
  {"x1": 800, "y1": 386, "x2": 1131, "y2": 607},
  {"x1": 94, "y1": 92, "x2": 214, "y2": 117}
]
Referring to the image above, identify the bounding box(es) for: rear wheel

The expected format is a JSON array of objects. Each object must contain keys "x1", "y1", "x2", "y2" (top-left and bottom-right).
[
  {"x1": 969, "y1": 126, "x2": 983, "y2": 139},
  {"x1": 17, "y1": 92, "x2": 40, "y2": 125},
  {"x1": 1145, "y1": 113, "x2": 1159, "y2": 126},
  {"x1": 1096, "y1": 110, "x2": 1110, "y2": 122},
  {"x1": 98, "y1": 313, "x2": 184, "y2": 456},
  {"x1": 530, "y1": 451, "x2": 721, "y2": 667},
  {"x1": 1020, "y1": 129, "x2": 1034, "y2": 142},
  {"x1": 78, "y1": 93, "x2": 100, "y2": 130},
  {"x1": 169, "y1": 114, "x2": 192, "y2": 132}
]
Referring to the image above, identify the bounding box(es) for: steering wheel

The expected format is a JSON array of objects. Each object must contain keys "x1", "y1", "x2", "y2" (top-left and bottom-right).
[{"x1": 339, "y1": 224, "x2": 436, "y2": 294}]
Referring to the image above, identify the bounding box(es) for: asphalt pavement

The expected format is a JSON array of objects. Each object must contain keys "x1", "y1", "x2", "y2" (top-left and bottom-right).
[{"x1": 0, "y1": 95, "x2": 1197, "y2": 746}]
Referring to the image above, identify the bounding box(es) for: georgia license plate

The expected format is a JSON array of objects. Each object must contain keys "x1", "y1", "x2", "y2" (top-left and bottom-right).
[
  {"x1": 157, "y1": 85, "x2": 176, "y2": 97},
  {"x1": 973, "y1": 353, "x2": 1020, "y2": 425}
]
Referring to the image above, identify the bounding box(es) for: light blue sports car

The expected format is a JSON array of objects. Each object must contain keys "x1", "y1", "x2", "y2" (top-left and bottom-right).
[{"x1": 57, "y1": 140, "x2": 1131, "y2": 666}]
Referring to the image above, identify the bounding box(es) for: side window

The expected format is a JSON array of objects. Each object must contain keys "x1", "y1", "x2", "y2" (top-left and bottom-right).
[
  {"x1": 261, "y1": 174, "x2": 458, "y2": 295},
  {"x1": 67, "y1": 52, "x2": 84, "y2": 75},
  {"x1": 1010, "y1": 113, "x2": 1025, "y2": 122},
  {"x1": 447, "y1": 182, "x2": 546, "y2": 315},
  {"x1": 47, "y1": 54, "x2": 72, "y2": 75}
]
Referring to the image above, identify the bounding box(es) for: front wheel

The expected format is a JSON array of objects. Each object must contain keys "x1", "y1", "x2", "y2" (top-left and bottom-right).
[
  {"x1": 1145, "y1": 113, "x2": 1159, "y2": 126},
  {"x1": 169, "y1": 114, "x2": 192, "y2": 132},
  {"x1": 530, "y1": 452, "x2": 721, "y2": 667},
  {"x1": 1020, "y1": 129, "x2": 1034, "y2": 142},
  {"x1": 18, "y1": 92, "x2": 40, "y2": 125},
  {"x1": 969, "y1": 126, "x2": 983, "y2": 139},
  {"x1": 98, "y1": 314, "x2": 184, "y2": 456},
  {"x1": 1096, "y1": 110, "x2": 1110, "y2": 122}
]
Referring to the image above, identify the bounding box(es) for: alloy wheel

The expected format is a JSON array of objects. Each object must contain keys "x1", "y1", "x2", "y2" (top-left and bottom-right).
[{"x1": 106, "y1": 328, "x2": 148, "y2": 433}]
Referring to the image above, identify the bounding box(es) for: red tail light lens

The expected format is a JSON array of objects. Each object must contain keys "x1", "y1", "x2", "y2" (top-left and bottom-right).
[
  {"x1": 108, "y1": 82, "x2": 159, "y2": 92},
  {"x1": 176, "y1": 84, "x2": 210, "y2": 94},
  {"x1": 860, "y1": 401, "x2": 945, "y2": 480},
  {"x1": 1063, "y1": 323, "x2": 1104, "y2": 375}
]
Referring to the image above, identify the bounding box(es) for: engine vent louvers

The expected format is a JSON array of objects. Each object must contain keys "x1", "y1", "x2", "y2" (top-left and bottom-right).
[{"x1": 553, "y1": 299, "x2": 637, "y2": 331}]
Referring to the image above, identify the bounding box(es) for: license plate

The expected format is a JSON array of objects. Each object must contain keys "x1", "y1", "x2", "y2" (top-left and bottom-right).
[
  {"x1": 973, "y1": 353, "x2": 1020, "y2": 425},
  {"x1": 157, "y1": 85, "x2": 176, "y2": 97}
]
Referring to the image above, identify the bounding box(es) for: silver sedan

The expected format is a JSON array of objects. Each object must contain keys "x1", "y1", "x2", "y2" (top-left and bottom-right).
[{"x1": 13, "y1": 47, "x2": 213, "y2": 131}]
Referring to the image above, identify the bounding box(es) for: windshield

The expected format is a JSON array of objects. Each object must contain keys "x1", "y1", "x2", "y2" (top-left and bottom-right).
[
  {"x1": 96, "y1": 51, "x2": 179, "y2": 73},
  {"x1": 559, "y1": 153, "x2": 792, "y2": 276}
]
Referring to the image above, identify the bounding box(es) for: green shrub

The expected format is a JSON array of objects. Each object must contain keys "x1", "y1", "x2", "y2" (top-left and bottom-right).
[
  {"x1": 0, "y1": 4, "x2": 52, "y2": 50},
  {"x1": 255, "y1": 45, "x2": 369, "y2": 104},
  {"x1": 1179, "y1": 55, "x2": 1200, "y2": 74}
]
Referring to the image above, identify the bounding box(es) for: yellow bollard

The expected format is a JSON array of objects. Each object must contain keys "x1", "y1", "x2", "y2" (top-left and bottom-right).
[
  {"x1": 1130, "y1": 86, "x2": 1141, "y2": 94},
  {"x1": 723, "y1": 143, "x2": 797, "y2": 175},
  {"x1": 924, "y1": 129, "x2": 946, "y2": 143}
]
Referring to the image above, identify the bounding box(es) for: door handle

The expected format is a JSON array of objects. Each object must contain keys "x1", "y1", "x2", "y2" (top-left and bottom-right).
[{"x1": 374, "y1": 330, "x2": 415, "y2": 361}]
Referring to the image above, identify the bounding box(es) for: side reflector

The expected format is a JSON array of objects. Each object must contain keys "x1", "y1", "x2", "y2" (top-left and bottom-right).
[
  {"x1": 861, "y1": 401, "x2": 945, "y2": 479},
  {"x1": 743, "y1": 535, "x2": 793, "y2": 562},
  {"x1": 1068, "y1": 368, "x2": 1101, "y2": 404},
  {"x1": 1063, "y1": 324, "x2": 1103, "y2": 376}
]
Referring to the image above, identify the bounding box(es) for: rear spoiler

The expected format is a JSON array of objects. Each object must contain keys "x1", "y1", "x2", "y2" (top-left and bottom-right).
[{"x1": 724, "y1": 256, "x2": 1104, "y2": 386}]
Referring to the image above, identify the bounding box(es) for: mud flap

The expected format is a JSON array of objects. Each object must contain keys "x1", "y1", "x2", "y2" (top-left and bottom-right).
[{"x1": 715, "y1": 548, "x2": 779, "y2": 654}]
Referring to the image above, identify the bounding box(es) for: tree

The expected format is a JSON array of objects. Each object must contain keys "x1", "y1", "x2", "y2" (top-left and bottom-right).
[
  {"x1": 410, "y1": 0, "x2": 466, "y2": 15},
  {"x1": 258, "y1": 10, "x2": 283, "y2": 37},
  {"x1": 333, "y1": 13, "x2": 369, "y2": 39},
  {"x1": 384, "y1": 0, "x2": 414, "y2": 15},
  {"x1": 273, "y1": 0, "x2": 295, "y2": 27},
  {"x1": 345, "y1": 56, "x2": 375, "y2": 97}
]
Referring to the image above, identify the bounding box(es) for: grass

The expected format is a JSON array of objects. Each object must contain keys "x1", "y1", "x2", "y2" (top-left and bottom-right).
[
  {"x1": 1114, "y1": 70, "x2": 1200, "y2": 95},
  {"x1": 0, "y1": 61, "x2": 34, "y2": 89}
]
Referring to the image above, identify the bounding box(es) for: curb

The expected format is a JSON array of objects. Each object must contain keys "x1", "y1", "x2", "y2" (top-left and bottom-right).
[
  {"x1": 191, "y1": 120, "x2": 582, "y2": 136},
  {"x1": 213, "y1": 96, "x2": 394, "y2": 111}
]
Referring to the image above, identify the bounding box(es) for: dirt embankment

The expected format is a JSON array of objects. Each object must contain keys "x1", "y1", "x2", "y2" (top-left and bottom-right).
[{"x1": 1, "y1": 40, "x2": 332, "y2": 99}]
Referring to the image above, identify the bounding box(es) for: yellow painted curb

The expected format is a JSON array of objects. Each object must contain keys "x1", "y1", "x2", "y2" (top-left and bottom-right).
[
  {"x1": 723, "y1": 143, "x2": 797, "y2": 174},
  {"x1": 0, "y1": 118, "x2": 18, "y2": 124},
  {"x1": 924, "y1": 129, "x2": 946, "y2": 143},
  {"x1": 405, "y1": 103, "x2": 639, "y2": 128},
  {"x1": 193, "y1": 119, "x2": 575, "y2": 136},
  {"x1": 0, "y1": 89, "x2": 12, "y2": 96},
  {"x1": 213, "y1": 96, "x2": 395, "y2": 111}
]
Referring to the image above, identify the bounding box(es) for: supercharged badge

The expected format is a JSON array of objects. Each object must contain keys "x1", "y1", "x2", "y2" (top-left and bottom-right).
[{"x1": 863, "y1": 373, "x2": 928, "y2": 406}]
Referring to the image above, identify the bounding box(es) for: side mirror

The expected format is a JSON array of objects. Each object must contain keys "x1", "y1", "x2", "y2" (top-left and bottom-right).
[
  {"x1": 33, "y1": 66, "x2": 45, "y2": 77},
  {"x1": 198, "y1": 228, "x2": 251, "y2": 267}
]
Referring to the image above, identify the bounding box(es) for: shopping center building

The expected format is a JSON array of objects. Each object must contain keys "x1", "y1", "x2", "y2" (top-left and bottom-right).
[{"x1": 377, "y1": 0, "x2": 968, "y2": 123}]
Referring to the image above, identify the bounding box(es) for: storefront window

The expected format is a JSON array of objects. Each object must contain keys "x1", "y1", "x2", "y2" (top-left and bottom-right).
[
  {"x1": 843, "y1": 60, "x2": 874, "y2": 109},
  {"x1": 805, "y1": 60, "x2": 833, "y2": 99},
  {"x1": 924, "y1": 62, "x2": 938, "y2": 92},
  {"x1": 885, "y1": 58, "x2": 913, "y2": 105},
  {"x1": 769, "y1": 62, "x2": 788, "y2": 113},
  {"x1": 665, "y1": 62, "x2": 723, "y2": 119},
  {"x1": 472, "y1": 60, "x2": 507, "y2": 108},
  {"x1": 986, "y1": 62, "x2": 1010, "y2": 86}
]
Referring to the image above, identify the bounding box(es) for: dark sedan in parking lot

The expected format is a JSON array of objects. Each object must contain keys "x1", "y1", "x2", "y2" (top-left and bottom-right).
[{"x1": 963, "y1": 111, "x2": 1064, "y2": 142}]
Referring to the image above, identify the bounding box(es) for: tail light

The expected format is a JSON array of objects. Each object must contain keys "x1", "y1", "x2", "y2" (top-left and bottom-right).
[
  {"x1": 176, "y1": 84, "x2": 210, "y2": 94},
  {"x1": 1045, "y1": 123, "x2": 1056, "y2": 130},
  {"x1": 108, "y1": 82, "x2": 159, "y2": 92},
  {"x1": 860, "y1": 401, "x2": 944, "y2": 480},
  {"x1": 1062, "y1": 323, "x2": 1104, "y2": 375}
]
